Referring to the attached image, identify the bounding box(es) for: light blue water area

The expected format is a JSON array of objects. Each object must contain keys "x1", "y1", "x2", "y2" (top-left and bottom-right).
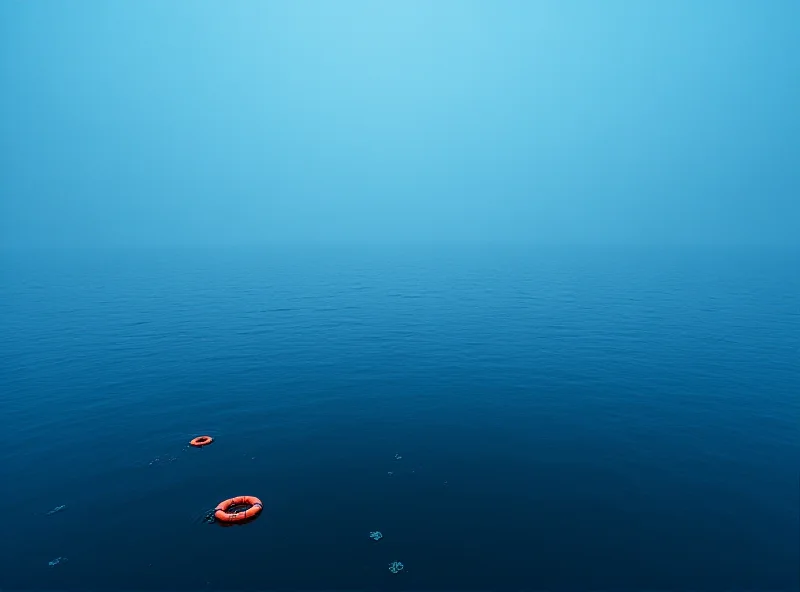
[{"x1": 1, "y1": 246, "x2": 798, "y2": 590}]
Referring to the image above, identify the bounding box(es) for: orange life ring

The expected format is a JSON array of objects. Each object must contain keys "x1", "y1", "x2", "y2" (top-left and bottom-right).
[
  {"x1": 214, "y1": 496, "x2": 263, "y2": 523},
  {"x1": 189, "y1": 436, "x2": 213, "y2": 447}
]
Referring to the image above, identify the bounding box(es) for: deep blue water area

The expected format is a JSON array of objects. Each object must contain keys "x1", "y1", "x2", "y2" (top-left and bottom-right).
[{"x1": 2, "y1": 246, "x2": 798, "y2": 590}]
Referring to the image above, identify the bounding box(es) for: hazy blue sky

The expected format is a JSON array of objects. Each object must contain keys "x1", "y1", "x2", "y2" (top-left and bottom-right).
[{"x1": 1, "y1": 0, "x2": 798, "y2": 248}]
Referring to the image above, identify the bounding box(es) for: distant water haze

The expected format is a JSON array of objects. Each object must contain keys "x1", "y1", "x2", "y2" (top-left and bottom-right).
[{"x1": 1, "y1": 0, "x2": 798, "y2": 249}]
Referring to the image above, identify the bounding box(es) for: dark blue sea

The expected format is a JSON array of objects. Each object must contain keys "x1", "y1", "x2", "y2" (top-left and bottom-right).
[{"x1": 2, "y1": 246, "x2": 798, "y2": 591}]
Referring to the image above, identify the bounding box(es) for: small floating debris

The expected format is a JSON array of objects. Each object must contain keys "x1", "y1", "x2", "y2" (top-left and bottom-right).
[
  {"x1": 444, "y1": 481, "x2": 448, "y2": 485},
  {"x1": 387, "y1": 471, "x2": 394, "y2": 476},
  {"x1": 369, "y1": 531, "x2": 383, "y2": 541},
  {"x1": 202, "y1": 509, "x2": 217, "y2": 524},
  {"x1": 148, "y1": 455, "x2": 178, "y2": 467},
  {"x1": 389, "y1": 561, "x2": 404, "y2": 574},
  {"x1": 48, "y1": 557, "x2": 68, "y2": 567},
  {"x1": 46, "y1": 505, "x2": 66, "y2": 516},
  {"x1": 394, "y1": 454, "x2": 402, "y2": 460}
]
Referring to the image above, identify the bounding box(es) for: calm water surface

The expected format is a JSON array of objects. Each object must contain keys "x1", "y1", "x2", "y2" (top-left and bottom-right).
[{"x1": 1, "y1": 246, "x2": 798, "y2": 590}]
